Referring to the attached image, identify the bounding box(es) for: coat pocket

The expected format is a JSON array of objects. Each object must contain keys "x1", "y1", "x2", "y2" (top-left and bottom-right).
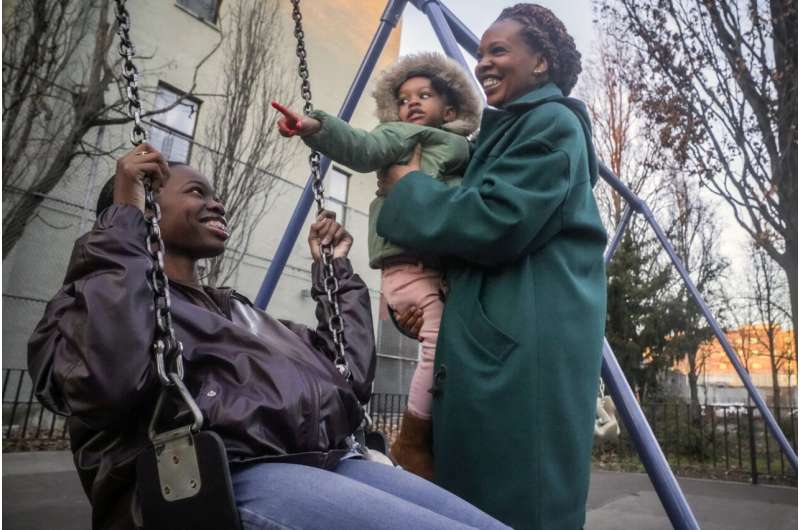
[{"x1": 456, "y1": 301, "x2": 518, "y2": 364}]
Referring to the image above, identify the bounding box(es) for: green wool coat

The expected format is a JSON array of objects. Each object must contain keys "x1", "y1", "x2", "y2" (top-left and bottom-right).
[
  {"x1": 303, "y1": 110, "x2": 469, "y2": 269},
  {"x1": 376, "y1": 83, "x2": 608, "y2": 530}
]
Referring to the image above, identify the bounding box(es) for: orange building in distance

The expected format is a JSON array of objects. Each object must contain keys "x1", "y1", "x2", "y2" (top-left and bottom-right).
[{"x1": 670, "y1": 325, "x2": 796, "y2": 407}]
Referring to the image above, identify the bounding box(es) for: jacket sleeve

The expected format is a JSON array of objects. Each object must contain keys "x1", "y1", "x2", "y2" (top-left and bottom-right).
[
  {"x1": 281, "y1": 258, "x2": 376, "y2": 404},
  {"x1": 376, "y1": 114, "x2": 574, "y2": 267},
  {"x1": 27, "y1": 204, "x2": 160, "y2": 430},
  {"x1": 303, "y1": 111, "x2": 413, "y2": 173}
]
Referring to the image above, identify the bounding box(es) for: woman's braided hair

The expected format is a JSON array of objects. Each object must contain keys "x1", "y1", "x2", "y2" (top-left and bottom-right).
[{"x1": 496, "y1": 4, "x2": 581, "y2": 96}]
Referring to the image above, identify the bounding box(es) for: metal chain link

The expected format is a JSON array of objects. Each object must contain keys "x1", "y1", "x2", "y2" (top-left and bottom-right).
[
  {"x1": 291, "y1": 0, "x2": 351, "y2": 382},
  {"x1": 114, "y1": 0, "x2": 183, "y2": 386}
]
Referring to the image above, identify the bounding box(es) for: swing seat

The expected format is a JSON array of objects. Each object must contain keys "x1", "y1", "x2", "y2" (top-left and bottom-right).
[
  {"x1": 137, "y1": 430, "x2": 242, "y2": 530},
  {"x1": 594, "y1": 396, "x2": 620, "y2": 442},
  {"x1": 365, "y1": 430, "x2": 389, "y2": 454},
  {"x1": 364, "y1": 430, "x2": 396, "y2": 466}
]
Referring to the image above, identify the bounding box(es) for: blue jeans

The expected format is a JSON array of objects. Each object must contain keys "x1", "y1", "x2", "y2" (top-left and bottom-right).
[{"x1": 232, "y1": 459, "x2": 511, "y2": 530}]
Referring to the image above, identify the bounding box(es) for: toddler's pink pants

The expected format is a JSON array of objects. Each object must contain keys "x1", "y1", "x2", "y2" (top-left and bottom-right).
[{"x1": 381, "y1": 262, "x2": 444, "y2": 419}]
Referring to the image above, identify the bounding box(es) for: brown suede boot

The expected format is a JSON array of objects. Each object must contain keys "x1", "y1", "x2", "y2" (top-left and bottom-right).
[{"x1": 390, "y1": 411, "x2": 435, "y2": 481}]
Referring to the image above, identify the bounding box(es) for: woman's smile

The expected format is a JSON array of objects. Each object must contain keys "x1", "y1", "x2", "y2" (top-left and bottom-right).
[{"x1": 200, "y1": 216, "x2": 230, "y2": 240}]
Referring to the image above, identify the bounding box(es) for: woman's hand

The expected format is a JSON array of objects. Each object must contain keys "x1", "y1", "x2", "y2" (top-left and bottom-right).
[
  {"x1": 377, "y1": 143, "x2": 422, "y2": 197},
  {"x1": 308, "y1": 210, "x2": 353, "y2": 261},
  {"x1": 392, "y1": 304, "x2": 424, "y2": 340},
  {"x1": 272, "y1": 101, "x2": 321, "y2": 138},
  {"x1": 113, "y1": 143, "x2": 170, "y2": 213}
]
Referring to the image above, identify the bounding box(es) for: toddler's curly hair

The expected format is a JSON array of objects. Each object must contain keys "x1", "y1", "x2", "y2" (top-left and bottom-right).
[{"x1": 496, "y1": 4, "x2": 581, "y2": 96}]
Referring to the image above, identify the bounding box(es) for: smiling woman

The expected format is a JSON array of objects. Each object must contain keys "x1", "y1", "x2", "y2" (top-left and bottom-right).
[{"x1": 375, "y1": 4, "x2": 608, "y2": 530}]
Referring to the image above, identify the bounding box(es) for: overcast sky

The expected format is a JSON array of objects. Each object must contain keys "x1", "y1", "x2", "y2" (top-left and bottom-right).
[{"x1": 397, "y1": 1, "x2": 752, "y2": 291}]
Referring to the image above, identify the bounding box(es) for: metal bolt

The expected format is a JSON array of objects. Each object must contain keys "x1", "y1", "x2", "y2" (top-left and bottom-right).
[
  {"x1": 164, "y1": 486, "x2": 171, "y2": 495},
  {"x1": 172, "y1": 455, "x2": 180, "y2": 464},
  {"x1": 207, "y1": 390, "x2": 217, "y2": 397},
  {"x1": 190, "y1": 479, "x2": 198, "y2": 489}
]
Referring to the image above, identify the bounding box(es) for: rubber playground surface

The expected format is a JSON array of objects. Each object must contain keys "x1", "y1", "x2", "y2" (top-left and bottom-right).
[{"x1": 3, "y1": 451, "x2": 797, "y2": 530}]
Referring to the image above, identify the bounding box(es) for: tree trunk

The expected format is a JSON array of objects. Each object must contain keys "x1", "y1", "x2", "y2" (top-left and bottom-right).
[
  {"x1": 767, "y1": 328, "x2": 782, "y2": 414},
  {"x1": 687, "y1": 355, "x2": 702, "y2": 427},
  {"x1": 785, "y1": 249, "x2": 798, "y2": 364}
]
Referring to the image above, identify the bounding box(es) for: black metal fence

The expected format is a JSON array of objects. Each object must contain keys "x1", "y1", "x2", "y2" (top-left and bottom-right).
[
  {"x1": 3, "y1": 369, "x2": 69, "y2": 450},
  {"x1": 596, "y1": 402, "x2": 798, "y2": 485},
  {"x1": 5, "y1": 368, "x2": 797, "y2": 485}
]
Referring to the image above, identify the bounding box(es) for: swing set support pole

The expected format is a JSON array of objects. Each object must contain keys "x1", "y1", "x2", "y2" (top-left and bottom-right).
[
  {"x1": 601, "y1": 340, "x2": 702, "y2": 530},
  {"x1": 596, "y1": 165, "x2": 704, "y2": 529},
  {"x1": 418, "y1": 1, "x2": 471, "y2": 72},
  {"x1": 255, "y1": 0, "x2": 408, "y2": 309},
  {"x1": 409, "y1": 0, "x2": 479, "y2": 56},
  {"x1": 603, "y1": 204, "x2": 633, "y2": 264},
  {"x1": 418, "y1": 1, "x2": 486, "y2": 107}
]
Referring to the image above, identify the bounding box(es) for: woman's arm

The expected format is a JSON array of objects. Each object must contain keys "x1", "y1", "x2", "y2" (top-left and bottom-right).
[
  {"x1": 27, "y1": 145, "x2": 170, "y2": 431},
  {"x1": 27, "y1": 205, "x2": 160, "y2": 430},
  {"x1": 274, "y1": 102, "x2": 409, "y2": 172},
  {"x1": 281, "y1": 212, "x2": 376, "y2": 403},
  {"x1": 377, "y1": 123, "x2": 574, "y2": 267}
]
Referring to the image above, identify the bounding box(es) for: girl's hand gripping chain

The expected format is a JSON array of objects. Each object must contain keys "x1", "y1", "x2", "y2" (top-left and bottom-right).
[
  {"x1": 113, "y1": 143, "x2": 170, "y2": 213},
  {"x1": 272, "y1": 101, "x2": 322, "y2": 138}
]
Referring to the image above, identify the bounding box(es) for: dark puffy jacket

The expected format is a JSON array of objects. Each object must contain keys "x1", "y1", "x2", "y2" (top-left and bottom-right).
[{"x1": 27, "y1": 204, "x2": 376, "y2": 530}]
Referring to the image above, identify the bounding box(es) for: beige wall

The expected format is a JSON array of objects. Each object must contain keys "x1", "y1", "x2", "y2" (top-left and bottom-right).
[{"x1": 2, "y1": 0, "x2": 402, "y2": 367}]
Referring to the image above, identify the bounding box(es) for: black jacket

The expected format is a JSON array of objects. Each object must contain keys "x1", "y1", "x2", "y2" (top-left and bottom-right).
[{"x1": 27, "y1": 204, "x2": 377, "y2": 529}]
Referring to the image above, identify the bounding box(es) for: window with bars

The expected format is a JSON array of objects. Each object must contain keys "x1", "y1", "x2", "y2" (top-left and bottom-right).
[
  {"x1": 176, "y1": 0, "x2": 220, "y2": 24},
  {"x1": 149, "y1": 84, "x2": 200, "y2": 164}
]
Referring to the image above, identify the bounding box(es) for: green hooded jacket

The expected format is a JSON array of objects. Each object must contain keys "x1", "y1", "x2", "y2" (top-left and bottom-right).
[
  {"x1": 301, "y1": 52, "x2": 483, "y2": 269},
  {"x1": 376, "y1": 83, "x2": 608, "y2": 530},
  {"x1": 303, "y1": 110, "x2": 470, "y2": 268}
]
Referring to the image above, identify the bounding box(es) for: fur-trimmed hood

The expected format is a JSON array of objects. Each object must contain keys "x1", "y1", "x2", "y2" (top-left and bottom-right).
[{"x1": 372, "y1": 52, "x2": 482, "y2": 137}]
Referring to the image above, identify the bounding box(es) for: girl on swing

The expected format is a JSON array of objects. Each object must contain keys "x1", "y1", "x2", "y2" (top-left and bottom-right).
[
  {"x1": 27, "y1": 146, "x2": 510, "y2": 530},
  {"x1": 273, "y1": 52, "x2": 483, "y2": 480}
]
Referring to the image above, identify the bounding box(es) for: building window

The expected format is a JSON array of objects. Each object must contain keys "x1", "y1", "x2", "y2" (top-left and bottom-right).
[
  {"x1": 149, "y1": 84, "x2": 200, "y2": 164},
  {"x1": 325, "y1": 167, "x2": 350, "y2": 226},
  {"x1": 176, "y1": 0, "x2": 220, "y2": 24}
]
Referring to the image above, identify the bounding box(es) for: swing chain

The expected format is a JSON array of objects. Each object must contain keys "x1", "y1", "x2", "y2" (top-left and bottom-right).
[
  {"x1": 290, "y1": 0, "x2": 350, "y2": 381},
  {"x1": 113, "y1": 0, "x2": 147, "y2": 146},
  {"x1": 114, "y1": 0, "x2": 184, "y2": 387}
]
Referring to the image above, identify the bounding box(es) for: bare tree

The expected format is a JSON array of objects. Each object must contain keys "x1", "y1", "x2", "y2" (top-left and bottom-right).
[
  {"x1": 723, "y1": 296, "x2": 761, "y2": 406},
  {"x1": 576, "y1": 32, "x2": 662, "y2": 229},
  {"x1": 749, "y1": 242, "x2": 793, "y2": 411},
  {"x1": 199, "y1": 0, "x2": 298, "y2": 286},
  {"x1": 2, "y1": 0, "x2": 220, "y2": 258},
  {"x1": 596, "y1": 0, "x2": 798, "y2": 353},
  {"x1": 662, "y1": 177, "x2": 728, "y2": 420}
]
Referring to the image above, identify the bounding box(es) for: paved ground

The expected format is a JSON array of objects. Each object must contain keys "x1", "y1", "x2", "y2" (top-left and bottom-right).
[{"x1": 3, "y1": 451, "x2": 797, "y2": 530}]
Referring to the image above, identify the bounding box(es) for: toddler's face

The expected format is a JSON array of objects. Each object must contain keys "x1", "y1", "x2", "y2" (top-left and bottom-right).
[{"x1": 397, "y1": 76, "x2": 456, "y2": 128}]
